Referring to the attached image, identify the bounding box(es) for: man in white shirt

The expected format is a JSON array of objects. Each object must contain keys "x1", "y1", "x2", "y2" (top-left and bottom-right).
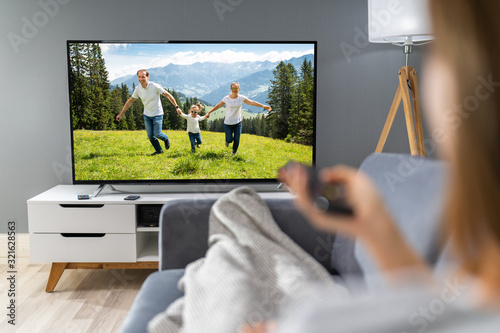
[{"x1": 116, "y1": 69, "x2": 181, "y2": 155}]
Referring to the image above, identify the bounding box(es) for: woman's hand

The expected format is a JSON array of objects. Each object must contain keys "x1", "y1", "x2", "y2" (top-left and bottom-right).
[
  {"x1": 279, "y1": 163, "x2": 430, "y2": 276},
  {"x1": 279, "y1": 164, "x2": 393, "y2": 241}
]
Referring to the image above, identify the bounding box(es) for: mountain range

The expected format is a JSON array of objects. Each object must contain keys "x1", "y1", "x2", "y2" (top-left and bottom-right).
[{"x1": 110, "y1": 54, "x2": 314, "y2": 112}]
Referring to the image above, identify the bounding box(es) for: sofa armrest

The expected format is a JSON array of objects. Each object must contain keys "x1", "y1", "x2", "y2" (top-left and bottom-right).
[
  {"x1": 159, "y1": 197, "x2": 337, "y2": 274},
  {"x1": 355, "y1": 153, "x2": 447, "y2": 290},
  {"x1": 120, "y1": 270, "x2": 184, "y2": 333}
]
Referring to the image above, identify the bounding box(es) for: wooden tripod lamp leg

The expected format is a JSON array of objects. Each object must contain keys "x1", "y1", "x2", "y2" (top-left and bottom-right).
[
  {"x1": 376, "y1": 66, "x2": 426, "y2": 156},
  {"x1": 375, "y1": 85, "x2": 403, "y2": 153},
  {"x1": 409, "y1": 68, "x2": 426, "y2": 156},
  {"x1": 399, "y1": 67, "x2": 419, "y2": 156}
]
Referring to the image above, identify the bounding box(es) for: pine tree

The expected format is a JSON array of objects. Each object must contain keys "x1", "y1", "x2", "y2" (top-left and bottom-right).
[
  {"x1": 242, "y1": 117, "x2": 258, "y2": 135},
  {"x1": 93, "y1": 44, "x2": 112, "y2": 129},
  {"x1": 110, "y1": 87, "x2": 127, "y2": 130},
  {"x1": 120, "y1": 83, "x2": 129, "y2": 104},
  {"x1": 208, "y1": 118, "x2": 224, "y2": 132},
  {"x1": 162, "y1": 89, "x2": 181, "y2": 130},
  {"x1": 266, "y1": 61, "x2": 297, "y2": 140},
  {"x1": 131, "y1": 82, "x2": 145, "y2": 130},
  {"x1": 117, "y1": 83, "x2": 135, "y2": 130},
  {"x1": 290, "y1": 59, "x2": 314, "y2": 145},
  {"x1": 85, "y1": 43, "x2": 108, "y2": 129},
  {"x1": 258, "y1": 114, "x2": 269, "y2": 137},
  {"x1": 69, "y1": 43, "x2": 92, "y2": 130}
]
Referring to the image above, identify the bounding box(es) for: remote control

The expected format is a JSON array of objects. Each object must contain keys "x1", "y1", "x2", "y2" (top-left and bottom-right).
[
  {"x1": 281, "y1": 161, "x2": 353, "y2": 215},
  {"x1": 124, "y1": 195, "x2": 140, "y2": 200}
]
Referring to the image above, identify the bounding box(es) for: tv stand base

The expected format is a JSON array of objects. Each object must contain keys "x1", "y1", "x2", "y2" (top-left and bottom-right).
[
  {"x1": 46, "y1": 261, "x2": 158, "y2": 292},
  {"x1": 92, "y1": 184, "x2": 117, "y2": 198}
]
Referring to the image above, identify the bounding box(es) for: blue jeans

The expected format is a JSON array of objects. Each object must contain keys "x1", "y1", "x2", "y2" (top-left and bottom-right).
[
  {"x1": 224, "y1": 121, "x2": 242, "y2": 153},
  {"x1": 188, "y1": 132, "x2": 202, "y2": 150},
  {"x1": 144, "y1": 115, "x2": 169, "y2": 153}
]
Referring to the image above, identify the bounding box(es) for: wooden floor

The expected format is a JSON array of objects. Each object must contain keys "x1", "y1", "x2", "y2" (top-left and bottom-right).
[{"x1": 0, "y1": 263, "x2": 156, "y2": 333}]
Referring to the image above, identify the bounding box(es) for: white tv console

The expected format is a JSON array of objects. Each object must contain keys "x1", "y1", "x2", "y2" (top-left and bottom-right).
[{"x1": 27, "y1": 185, "x2": 291, "y2": 292}]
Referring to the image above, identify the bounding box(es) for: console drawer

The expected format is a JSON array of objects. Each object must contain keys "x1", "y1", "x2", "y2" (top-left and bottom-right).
[
  {"x1": 28, "y1": 203, "x2": 135, "y2": 233},
  {"x1": 30, "y1": 233, "x2": 136, "y2": 262}
]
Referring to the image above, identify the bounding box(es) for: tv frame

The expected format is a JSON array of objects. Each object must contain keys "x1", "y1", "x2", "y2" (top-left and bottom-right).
[{"x1": 66, "y1": 40, "x2": 317, "y2": 187}]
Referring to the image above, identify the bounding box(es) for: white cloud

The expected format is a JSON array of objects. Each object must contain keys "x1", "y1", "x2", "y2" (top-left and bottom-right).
[
  {"x1": 109, "y1": 64, "x2": 143, "y2": 81},
  {"x1": 101, "y1": 43, "x2": 131, "y2": 54},
  {"x1": 147, "y1": 49, "x2": 314, "y2": 68}
]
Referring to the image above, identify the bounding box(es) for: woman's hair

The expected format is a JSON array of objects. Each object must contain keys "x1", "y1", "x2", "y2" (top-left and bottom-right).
[
  {"x1": 230, "y1": 82, "x2": 240, "y2": 89},
  {"x1": 429, "y1": 0, "x2": 500, "y2": 273}
]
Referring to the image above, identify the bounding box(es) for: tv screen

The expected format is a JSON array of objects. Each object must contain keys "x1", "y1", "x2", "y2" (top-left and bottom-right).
[{"x1": 67, "y1": 41, "x2": 316, "y2": 185}]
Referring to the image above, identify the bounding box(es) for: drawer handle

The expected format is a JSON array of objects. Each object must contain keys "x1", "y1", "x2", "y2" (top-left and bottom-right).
[
  {"x1": 59, "y1": 204, "x2": 105, "y2": 208},
  {"x1": 61, "y1": 233, "x2": 106, "y2": 238}
]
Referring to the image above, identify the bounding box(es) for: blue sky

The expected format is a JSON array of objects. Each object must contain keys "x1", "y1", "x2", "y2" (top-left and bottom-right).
[{"x1": 98, "y1": 42, "x2": 315, "y2": 80}]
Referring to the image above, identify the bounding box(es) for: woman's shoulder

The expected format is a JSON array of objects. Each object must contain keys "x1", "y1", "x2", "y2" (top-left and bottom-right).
[{"x1": 276, "y1": 279, "x2": 499, "y2": 333}]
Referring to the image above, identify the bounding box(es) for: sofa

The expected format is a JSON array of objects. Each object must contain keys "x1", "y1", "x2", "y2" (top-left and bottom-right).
[{"x1": 120, "y1": 153, "x2": 446, "y2": 333}]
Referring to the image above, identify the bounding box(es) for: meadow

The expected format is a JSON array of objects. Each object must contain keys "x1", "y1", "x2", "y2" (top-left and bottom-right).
[{"x1": 73, "y1": 130, "x2": 312, "y2": 181}]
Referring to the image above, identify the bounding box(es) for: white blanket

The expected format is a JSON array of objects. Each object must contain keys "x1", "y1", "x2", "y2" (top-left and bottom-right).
[{"x1": 148, "y1": 187, "x2": 348, "y2": 333}]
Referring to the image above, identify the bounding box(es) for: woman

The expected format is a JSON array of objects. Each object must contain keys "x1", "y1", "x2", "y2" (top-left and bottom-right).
[
  {"x1": 248, "y1": 0, "x2": 500, "y2": 332},
  {"x1": 207, "y1": 82, "x2": 272, "y2": 155}
]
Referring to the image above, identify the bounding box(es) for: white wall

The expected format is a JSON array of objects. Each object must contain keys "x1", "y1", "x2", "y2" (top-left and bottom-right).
[{"x1": 0, "y1": 0, "x2": 428, "y2": 233}]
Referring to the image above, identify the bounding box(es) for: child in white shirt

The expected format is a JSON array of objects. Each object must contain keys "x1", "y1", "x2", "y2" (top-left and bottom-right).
[{"x1": 177, "y1": 103, "x2": 209, "y2": 153}]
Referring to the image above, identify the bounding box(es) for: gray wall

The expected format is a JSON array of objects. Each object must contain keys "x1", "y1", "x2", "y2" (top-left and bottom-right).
[{"x1": 0, "y1": 0, "x2": 429, "y2": 233}]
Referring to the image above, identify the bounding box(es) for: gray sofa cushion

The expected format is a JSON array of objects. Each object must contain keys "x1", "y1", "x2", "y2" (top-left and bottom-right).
[
  {"x1": 355, "y1": 153, "x2": 447, "y2": 290},
  {"x1": 120, "y1": 269, "x2": 184, "y2": 333},
  {"x1": 160, "y1": 198, "x2": 338, "y2": 274}
]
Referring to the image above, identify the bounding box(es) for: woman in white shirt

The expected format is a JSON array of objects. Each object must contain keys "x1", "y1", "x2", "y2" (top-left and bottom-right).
[{"x1": 207, "y1": 82, "x2": 272, "y2": 155}]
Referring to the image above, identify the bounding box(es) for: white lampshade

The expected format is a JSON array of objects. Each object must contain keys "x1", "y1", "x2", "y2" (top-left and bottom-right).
[{"x1": 368, "y1": 0, "x2": 433, "y2": 45}]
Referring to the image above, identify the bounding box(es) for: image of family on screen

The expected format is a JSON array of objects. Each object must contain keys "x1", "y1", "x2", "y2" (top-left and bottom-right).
[
  {"x1": 116, "y1": 69, "x2": 272, "y2": 156},
  {"x1": 69, "y1": 42, "x2": 314, "y2": 181}
]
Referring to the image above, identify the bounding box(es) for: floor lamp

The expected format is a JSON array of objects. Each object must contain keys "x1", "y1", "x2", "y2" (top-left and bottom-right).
[{"x1": 368, "y1": 0, "x2": 434, "y2": 156}]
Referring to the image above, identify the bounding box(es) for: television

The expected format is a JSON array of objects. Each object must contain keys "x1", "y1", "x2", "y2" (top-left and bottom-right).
[{"x1": 67, "y1": 40, "x2": 316, "y2": 190}]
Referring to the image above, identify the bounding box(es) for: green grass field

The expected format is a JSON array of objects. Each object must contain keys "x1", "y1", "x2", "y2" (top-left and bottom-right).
[{"x1": 73, "y1": 130, "x2": 312, "y2": 181}]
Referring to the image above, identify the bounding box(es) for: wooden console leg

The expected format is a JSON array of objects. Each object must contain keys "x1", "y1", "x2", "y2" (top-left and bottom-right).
[
  {"x1": 44, "y1": 262, "x2": 158, "y2": 292},
  {"x1": 46, "y1": 262, "x2": 68, "y2": 292}
]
